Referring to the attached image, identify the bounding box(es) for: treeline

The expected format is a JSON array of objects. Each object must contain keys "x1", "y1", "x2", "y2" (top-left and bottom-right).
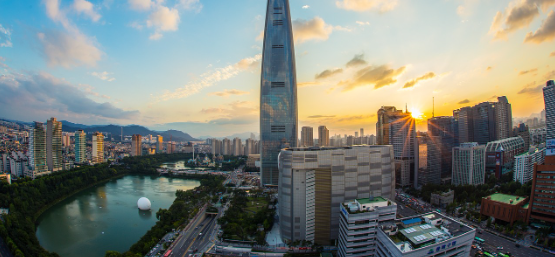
[
  {"x1": 106, "y1": 174, "x2": 225, "y2": 257},
  {"x1": 0, "y1": 163, "x2": 125, "y2": 257},
  {"x1": 408, "y1": 172, "x2": 533, "y2": 206},
  {"x1": 0, "y1": 153, "x2": 205, "y2": 257},
  {"x1": 218, "y1": 190, "x2": 275, "y2": 245}
]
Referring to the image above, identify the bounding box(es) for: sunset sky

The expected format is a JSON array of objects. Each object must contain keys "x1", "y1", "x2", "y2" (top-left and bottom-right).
[{"x1": 1, "y1": 0, "x2": 554, "y2": 137}]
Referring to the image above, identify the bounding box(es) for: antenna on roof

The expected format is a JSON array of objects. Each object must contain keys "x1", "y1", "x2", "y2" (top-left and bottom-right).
[
  {"x1": 433, "y1": 97, "x2": 435, "y2": 118},
  {"x1": 405, "y1": 103, "x2": 408, "y2": 113}
]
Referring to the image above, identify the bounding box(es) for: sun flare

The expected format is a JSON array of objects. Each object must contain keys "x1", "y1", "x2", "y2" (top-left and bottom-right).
[{"x1": 410, "y1": 109, "x2": 424, "y2": 120}]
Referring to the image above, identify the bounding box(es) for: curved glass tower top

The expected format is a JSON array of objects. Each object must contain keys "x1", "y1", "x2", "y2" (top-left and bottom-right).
[{"x1": 260, "y1": 0, "x2": 298, "y2": 186}]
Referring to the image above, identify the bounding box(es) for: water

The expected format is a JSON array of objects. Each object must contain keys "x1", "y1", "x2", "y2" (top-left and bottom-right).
[
  {"x1": 36, "y1": 175, "x2": 200, "y2": 257},
  {"x1": 160, "y1": 160, "x2": 210, "y2": 170}
]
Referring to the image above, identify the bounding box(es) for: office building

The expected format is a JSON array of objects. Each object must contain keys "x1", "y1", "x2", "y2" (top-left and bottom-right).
[
  {"x1": 480, "y1": 193, "x2": 530, "y2": 226},
  {"x1": 427, "y1": 116, "x2": 456, "y2": 177},
  {"x1": 452, "y1": 142, "x2": 485, "y2": 185},
  {"x1": 494, "y1": 96, "x2": 513, "y2": 140},
  {"x1": 430, "y1": 190, "x2": 454, "y2": 208},
  {"x1": 376, "y1": 106, "x2": 397, "y2": 145},
  {"x1": 46, "y1": 117, "x2": 62, "y2": 172},
  {"x1": 92, "y1": 132, "x2": 104, "y2": 164},
  {"x1": 453, "y1": 106, "x2": 472, "y2": 144},
  {"x1": 485, "y1": 137, "x2": 525, "y2": 177},
  {"x1": 338, "y1": 197, "x2": 397, "y2": 257},
  {"x1": 131, "y1": 134, "x2": 142, "y2": 156},
  {"x1": 156, "y1": 135, "x2": 163, "y2": 153},
  {"x1": 259, "y1": 0, "x2": 298, "y2": 186},
  {"x1": 300, "y1": 126, "x2": 313, "y2": 147},
  {"x1": 278, "y1": 145, "x2": 395, "y2": 245},
  {"x1": 318, "y1": 126, "x2": 330, "y2": 146},
  {"x1": 514, "y1": 147, "x2": 545, "y2": 184},
  {"x1": 424, "y1": 136, "x2": 441, "y2": 185},
  {"x1": 528, "y1": 155, "x2": 555, "y2": 224},
  {"x1": 28, "y1": 122, "x2": 48, "y2": 178},
  {"x1": 543, "y1": 80, "x2": 555, "y2": 140},
  {"x1": 376, "y1": 212, "x2": 475, "y2": 257},
  {"x1": 75, "y1": 130, "x2": 86, "y2": 164}
]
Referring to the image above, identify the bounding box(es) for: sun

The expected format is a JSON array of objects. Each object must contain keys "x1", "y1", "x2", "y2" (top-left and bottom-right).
[{"x1": 410, "y1": 108, "x2": 424, "y2": 120}]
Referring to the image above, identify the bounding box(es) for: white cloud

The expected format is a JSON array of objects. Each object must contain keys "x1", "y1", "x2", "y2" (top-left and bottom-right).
[
  {"x1": 73, "y1": 0, "x2": 101, "y2": 22},
  {"x1": 90, "y1": 71, "x2": 116, "y2": 82},
  {"x1": 128, "y1": 0, "x2": 152, "y2": 11},
  {"x1": 145, "y1": 5, "x2": 180, "y2": 40},
  {"x1": 177, "y1": 0, "x2": 202, "y2": 12},
  {"x1": 293, "y1": 17, "x2": 333, "y2": 44},
  {"x1": 129, "y1": 21, "x2": 143, "y2": 30},
  {"x1": 356, "y1": 21, "x2": 370, "y2": 26},
  {"x1": 149, "y1": 31, "x2": 163, "y2": 40},
  {"x1": 0, "y1": 24, "x2": 12, "y2": 47},
  {"x1": 302, "y1": 5, "x2": 310, "y2": 9},
  {"x1": 158, "y1": 54, "x2": 261, "y2": 101},
  {"x1": 336, "y1": 0, "x2": 398, "y2": 12},
  {"x1": 208, "y1": 89, "x2": 250, "y2": 97}
]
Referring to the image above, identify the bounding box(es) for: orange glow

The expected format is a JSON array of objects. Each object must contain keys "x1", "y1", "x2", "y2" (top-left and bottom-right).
[{"x1": 410, "y1": 108, "x2": 424, "y2": 120}]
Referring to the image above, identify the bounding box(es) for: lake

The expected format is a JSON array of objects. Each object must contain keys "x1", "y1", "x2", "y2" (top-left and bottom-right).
[{"x1": 36, "y1": 174, "x2": 200, "y2": 257}]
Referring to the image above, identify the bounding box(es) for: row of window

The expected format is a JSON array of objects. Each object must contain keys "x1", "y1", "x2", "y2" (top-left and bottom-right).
[
  {"x1": 532, "y1": 206, "x2": 555, "y2": 214},
  {"x1": 535, "y1": 198, "x2": 555, "y2": 204}
]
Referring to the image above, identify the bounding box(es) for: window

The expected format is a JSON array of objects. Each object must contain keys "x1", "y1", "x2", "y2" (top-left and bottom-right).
[
  {"x1": 273, "y1": 20, "x2": 284, "y2": 26},
  {"x1": 271, "y1": 82, "x2": 285, "y2": 88},
  {"x1": 272, "y1": 44, "x2": 284, "y2": 49},
  {"x1": 271, "y1": 125, "x2": 286, "y2": 133}
]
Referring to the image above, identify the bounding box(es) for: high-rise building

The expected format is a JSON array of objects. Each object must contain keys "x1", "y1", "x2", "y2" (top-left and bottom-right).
[
  {"x1": 28, "y1": 122, "x2": 47, "y2": 178},
  {"x1": 360, "y1": 128, "x2": 364, "y2": 138},
  {"x1": 47, "y1": 117, "x2": 62, "y2": 172},
  {"x1": 245, "y1": 138, "x2": 256, "y2": 155},
  {"x1": 156, "y1": 135, "x2": 163, "y2": 153},
  {"x1": 222, "y1": 138, "x2": 231, "y2": 155},
  {"x1": 543, "y1": 80, "x2": 555, "y2": 140},
  {"x1": 278, "y1": 145, "x2": 395, "y2": 245},
  {"x1": 376, "y1": 106, "x2": 397, "y2": 145},
  {"x1": 355, "y1": 131, "x2": 359, "y2": 138},
  {"x1": 132, "y1": 134, "x2": 142, "y2": 156},
  {"x1": 232, "y1": 137, "x2": 242, "y2": 156},
  {"x1": 75, "y1": 130, "x2": 86, "y2": 164},
  {"x1": 514, "y1": 147, "x2": 545, "y2": 184},
  {"x1": 211, "y1": 139, "x2": 222, "y2": 156},
  {"x1": 453, "y1": 106, "x2": 473, "y2": 144},
  {"x1": 485, "y1": 137, "x2": 526, "y2": 177},
  {"x1": 425, "y1": 136, "x2": 441, "y2": 185},
  {"x1": 259, "y1": 0, "x2": 298, "y2": 186},
  {"x1": 318, "y1": 126, "x2": 329, "y2": 146},
  {"x1": 300, "y1": 126, "x2": 313, "y2": 147},
  {"x1": 92, "y1": 132, "x2": 104, "y2": 164},
  {"x1": 389, "y1": 111, "x2": 418, "y2": 188},
  {"x1": 514, "y1": 123, "x2": 531, "y2": 150},
  {"x1": 495, "y1": 96, "x2": 513, "y2": 140},
  {"x1": 427, "y1": 116, "x2": 456, "y2": 179},
  {"x1": 528, "y1": 155, "x2": 555, "y2": 224},
  {"x1": 452, "y1": 142, "x2": 485, "y2": 185}
]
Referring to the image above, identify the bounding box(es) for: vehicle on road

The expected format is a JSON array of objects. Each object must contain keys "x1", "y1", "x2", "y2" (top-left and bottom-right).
[
  {"x1": 163, "y1": 250, "x2": 172, "y2": 257},
  {"x1": 498, "y1": 253, "x2": 509, "y2": 257},
  {"x1": 483, "y1": 252, "x2": 495, "y2": 257},
  {"x1": 475, "y1": 237, "x2": 485, "y2": 243},
  {"x1": 199, "y1": 232, "x2": 202, "y2": 236},
  {"x1": 497, "y1": 246, "x2": 503, "y2": 250}
]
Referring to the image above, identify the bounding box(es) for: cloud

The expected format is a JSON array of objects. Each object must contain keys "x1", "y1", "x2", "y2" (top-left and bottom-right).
[
  {"x1": 200, "y1": 101, "x2": 258, "y2": 126},
  {"x1": 356, "y1": 21, "x2": 370, "y2": 26},
  {"x1": 524, "y1": 10, "x2": 555, "y2": 43},
  {"x1": 208, "y1": 89, "x2": 250, "y2": 97},
  {"x1": 315, "y1": 68, "x2": 343, "y2": 79},
  {"x1": 458, "y1": 99, "x2": 470, "y2": 104},
  {"x1": 336, "y1": 0, "x2": 398, "y2": 12},
  {"x1": 550, "y1": 51, "x2": 555, "y2": 56},
  {"x1": 545, "y1": 69, "x2": 555, "y2": 79},
  {"x1": 129, "y1": 21, "x2": 143, "y2": 30},
  {"x1": 489, "y1": 0, "x2": 555, "y2": 40},
  {"x1": 518, "y1": 81, "x2": 543, "y2": 94},
  {"x1": 158, "y1": 54, "x2": 261, "y2": 101},
  {"x1": 176, "y1": 0, "x2": 202, "y2": 12},
  {"x1": 519, "y1": 68, "x2": 538, "y2": 75},
  {"x1": 128, "y1": 0, "x2": 152, "y2": 11},
  {"x1": 0, "y1": 71, "x2": 138, "y2": 121},
  {"x1": 302, "y1": 5, "x2": 310, "y2": 9},
  {"x1": 308, "y1": 115, "x2": 336, "y2": 118},
  {"x1": 346, "y1": 54, "x2": 367, "y2": 67},
  {"x1": 339, "y1": 64, "x2": 406, "y2": 91},
  {"x1": 486, "y1": 66, "x2": 493, "y2": 71},
  {"x1": 90, "y1": 71, "x2": 115, "y2": 82},
  {"x1": 292, "y1": 17, "x2": 333, "y2": 43},
  {"x1": 0, "y1": 24, "x2": 12, "y2": 47},
  {"x1": 37, "y1": 30, "x2": 102, "y2": 68},
  {"x1": 73, "y1": 0, "x2": 101, "y2": 22},
  {"x1": 403, "y1": 72, "x2": 436, "y2": 88},
  {"x1": 147, "y1": 5, "x2": 180, "y2": 39},
  {"x1": 41, "y1": 0, "x2": 103, "y2": 67},
  {"x1": 298, "y1": 81, "x2": 319, "y2": 87}
]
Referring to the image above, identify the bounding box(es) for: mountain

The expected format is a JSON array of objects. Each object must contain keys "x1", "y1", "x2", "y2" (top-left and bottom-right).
[{"x1": 62, "y1": 124, "x2": 198, "y2": 142}]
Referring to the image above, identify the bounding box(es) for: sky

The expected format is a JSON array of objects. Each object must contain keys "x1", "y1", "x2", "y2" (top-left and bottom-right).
[{"x1": 0, "y1": 0, "x2": 554, "y2": 138}]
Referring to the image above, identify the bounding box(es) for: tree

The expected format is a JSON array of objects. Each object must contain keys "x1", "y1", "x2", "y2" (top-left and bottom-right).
[{"x1": 486, "y1": 217, "x2": 492, "y2": 228}]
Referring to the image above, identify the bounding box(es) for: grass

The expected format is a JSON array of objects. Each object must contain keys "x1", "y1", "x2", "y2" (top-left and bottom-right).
[{"x1": 245, "y1": 197, "x2": 268, "y2": 214}]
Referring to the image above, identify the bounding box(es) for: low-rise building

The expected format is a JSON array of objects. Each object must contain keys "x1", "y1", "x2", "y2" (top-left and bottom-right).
[
  {"x1": 485, "y1": 137, "x2": 526, "y2": 178},
  {"x1": 376, "y1": 212, "x2": 475, "y2": 257},
  {"x1": 430, "y1": 190, "x2": 454, "y2": 208},
  {"x1": 338, "y1": 197, "x2": 397, "y2": 257},
  {"x1": 480, "y1": 193, "x2": 529, "y2": 225},
  {"x1": 246, "y1": 154, "x2": 260, "y2": 168},
  {"x1": 514, "y1": 147, "x2": 545, "y2": 184}
]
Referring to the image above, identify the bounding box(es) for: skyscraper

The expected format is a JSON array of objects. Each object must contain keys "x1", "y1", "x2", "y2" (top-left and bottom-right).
[
  {"x1": 259, "y1": 0, "x2": 298, "y2": 186},
  {"x1": 495, "y1": 96, "x2": 513, "y2": 140},
  {"x1": 156, "y1": 135, "x2": 163, "y2": 153},
  {"x1": 427, "y1": 116, "x2": 456, "y2": 180},
  {"x1": 360, "y1": 128, "x2": 364, "y2": 138},
  {"x1": 233, "y1": 137, "x2": 242, "y2": 156},
  {"x1": 300, "y1": 126, "x2": 313, "y2": 147},
  {"x1": 75, "y1": 130, "x2": 86, "y2": 164},
  {"x1": 318, "y1": 125, "x2": 329, "y2": 146},
  {"x1": 376, "y1": 106, "x2": 398, "y2": 145},
  {"x1": 222, "y1": 138, "x2": 231, "y2": 155},
  {"x1": 452, "y1": 142, "x2": 485, "y2": 185},
  {"x1": 132, "y1": 134, "x2": 142, "y2": 156},
  {"x1": 28, "y1": 122, "x2": 47, "y2": 178},
  {"x1": 92, "y1": 132, "x2": 104, "y2": 164},
  {"x1": 47, "y1": 117, "x2": 62, "y2": 172},
  {"x1": 543, "y1": 80, "x2": 555, "y2": 140}
]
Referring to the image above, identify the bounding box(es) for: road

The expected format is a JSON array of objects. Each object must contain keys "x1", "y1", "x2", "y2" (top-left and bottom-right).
[
  {"x1": 170, "y1": 214, "x2": 218, "y2": 257},
  {"x1": 471, "y1": 230, "x2": 552, "y2": 257}
]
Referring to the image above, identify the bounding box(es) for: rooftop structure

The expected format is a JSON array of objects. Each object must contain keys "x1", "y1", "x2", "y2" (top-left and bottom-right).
[{"x1": 481, "y1": 193, "x2": 530, "y2": 225}]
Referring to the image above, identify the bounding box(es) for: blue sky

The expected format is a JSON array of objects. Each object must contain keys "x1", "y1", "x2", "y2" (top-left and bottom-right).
[{"x1": 1, "y1": 0, "x2": 554, "y2": 137}]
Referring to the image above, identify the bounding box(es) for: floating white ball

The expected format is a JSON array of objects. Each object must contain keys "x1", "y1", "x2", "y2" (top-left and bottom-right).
[{"x1": 137, "y1": 197, "x2": 151, "y2": 211}]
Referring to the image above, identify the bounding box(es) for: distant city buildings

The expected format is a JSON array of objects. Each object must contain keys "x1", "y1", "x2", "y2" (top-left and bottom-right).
[
  {"x1": 92, "y1": 132, "x2": 104, "y2": 164},
  {"x1": 452, "y1": 142, "x2": 485, "y2": 186},
  {"x1": 131, "y1": 134, "x2": 142, "y2": 156},
  {"x1": 156, "y1": 135, "x2": 163, "y2": 154},
  {"x1": 318, "y1": 125, "x2": 330, "y2": 147},
  {"x1": 300, "y1": 126, "x2": 313, "y2": 147}
]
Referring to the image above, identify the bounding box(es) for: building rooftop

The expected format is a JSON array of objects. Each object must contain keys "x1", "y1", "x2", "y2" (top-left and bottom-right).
[
  {"x1": 283, "y1": 145, "x2": 386, "y2": 152},
  {"x1": 357, "y1": 196, "x2": 387, "y2": 204},
  {"x1": 485, "y1": 193, "x2": 526, "y2": 205}
]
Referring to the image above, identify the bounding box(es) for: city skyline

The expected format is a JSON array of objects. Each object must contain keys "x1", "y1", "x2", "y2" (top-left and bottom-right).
[{"x1": 1, "y1": 0, "x2": 554, "y2": 137}]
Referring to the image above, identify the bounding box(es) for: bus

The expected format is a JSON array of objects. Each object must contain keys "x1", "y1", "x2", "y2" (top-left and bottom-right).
[
  {"x1": 436, "y1": 209, "x2": 441, "y2": 213},
  {"x1": 475, "y1": 237, "x2": 485, "y2": 243},
  {"x1": 163, "y1": 250, "x2": 172, "y2": 257},
  {"x1": 483, "y1": 252, "x2": 495, "y2": 257}
]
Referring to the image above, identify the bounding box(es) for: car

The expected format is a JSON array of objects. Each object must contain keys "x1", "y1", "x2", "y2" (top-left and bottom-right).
[
  {"x1": 472, "y1": 245, "x2": 476, "y2": 249},
  {"x1": 497, "y1": 246, "x2": 503, "y2": 250},
  {"x1": 515, "y1": 244, "x2": 520, "y2": 248},
  {"x1": 199, "y1": 232, "x2": 202, "y2": 236}
]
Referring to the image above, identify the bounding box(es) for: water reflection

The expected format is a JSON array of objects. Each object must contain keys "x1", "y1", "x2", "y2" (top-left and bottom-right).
[{"x1": 138, "y1": 209, "x2": 152, "y2": 220}]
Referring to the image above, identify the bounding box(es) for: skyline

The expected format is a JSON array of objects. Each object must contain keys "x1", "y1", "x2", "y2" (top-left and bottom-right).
[{"x1": 1, "y1": 0, "x2": 555, "y2": 137}]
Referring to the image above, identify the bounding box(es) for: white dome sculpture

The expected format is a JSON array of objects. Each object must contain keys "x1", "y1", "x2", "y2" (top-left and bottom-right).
[{"x1": 137, "y1": 197, "x2": 151, "y2": 211}]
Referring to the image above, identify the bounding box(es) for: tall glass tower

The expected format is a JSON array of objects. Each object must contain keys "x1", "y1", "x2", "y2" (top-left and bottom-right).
[{"x1": 260, "y1": 0, "x2": 298, "y2": 186}]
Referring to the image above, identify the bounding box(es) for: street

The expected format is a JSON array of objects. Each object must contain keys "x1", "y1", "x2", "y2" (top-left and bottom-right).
[{"x1": 471, "y1": 230, "x2": 552, "y2": 257}]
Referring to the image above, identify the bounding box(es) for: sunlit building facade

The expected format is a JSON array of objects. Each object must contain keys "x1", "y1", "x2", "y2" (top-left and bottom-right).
[
  {"x1": 75, "y1": 130, "x2": 86, "y2": 163},
  {"x1": 544, "y1": 80, "x2": 555, "y2": 140},
  {"x1": 260, "y1": 0, "x2": 298, "y2": 186},
  {"x1": 132, "y1": 134, "x2": 142, "y2": 156},
  {"x1": 92, "y1": 132, "x2": 104, "y2": 164}
]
